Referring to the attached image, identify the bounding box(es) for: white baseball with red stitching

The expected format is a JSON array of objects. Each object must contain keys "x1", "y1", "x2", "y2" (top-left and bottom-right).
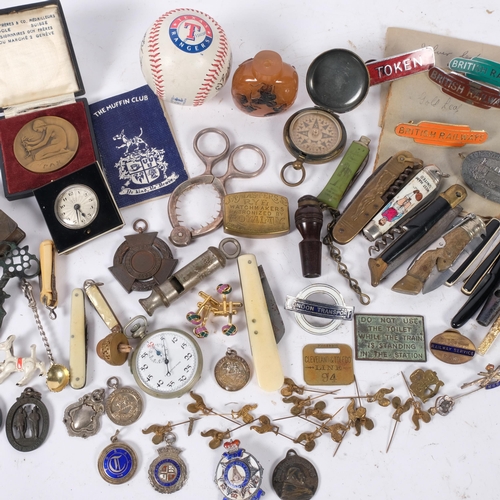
[{"x1": 140, "y1": 9, "x2": 232, "y2": 106}]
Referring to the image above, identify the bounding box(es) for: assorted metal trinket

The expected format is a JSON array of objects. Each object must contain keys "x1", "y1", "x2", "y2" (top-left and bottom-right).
[
  {"x1": 109, "y1": 219, "x2": 177, "y2": 293},
  {"x1": 63, "y1": 388, "x2": 105, "y2": 438},
  {"x1": 98, "y1": 429, "x2": 138, "y2": 485},
  {"x1": 363, "y1": 164, "x2": 446, "y2": 242},
  {"x1": 167, "y1": 128, "x2": 266, "y2": 247},
  {"x1": 215, "y1": 439, "x2": 264, "y2": 500},
  {"x1": 392, "y1": 214, "x2": 486, "y2": 295},
  {"x1": 272, "y1": 449, "x2": 318, "y2": 500},
  {"x1": 0, "y1": 335, "x2": 45, "y2": 386},
  {"x1": 0, "y1": 242, "x2": 40, "y2": 328},
  {"x1": 368, "y1": 184, "x2": 466, "y2": 286},
  {"x1": 303, "y1": 344, "x2": 354, "y2": 385},
  {"x1": 148, "y1": 432, "x2": 188, "y2": 494},
  {"x1": 332, "y1": 151, "x2": 424, "y2": 244},
  {"x1": 461, "y1": 150, "x2": 500, "y2": 204},
  {"x1": 429, "y1": 329, "x2": 476, "y2": 364},
  {"x1": 186, "y1": 284, "x2": 242, "y2": 338},
  {"x1": 287, "y1": 284, "x2": 351, "y2": 335},
  {"x1": 223, "y1": 191, "x2": 290, "y2": 238},
  {"x1": 6, "y1": 387, "x2": 49, "y2": 452},
  {"x1": 214, "y1": 348, "x2": 251, "y2": 391},
  {"x1": 354, "y1": 314, "x2": 426, "y2": 362},
  {"x1": 104, "y1": 376, "x2": 143, "y2": 426},
  {"x1": 139, "y1": 238, "x2": 241, "y2": 316},
  {"x1": 21, "y1": 279, "x2": 70, "y2": 392}
]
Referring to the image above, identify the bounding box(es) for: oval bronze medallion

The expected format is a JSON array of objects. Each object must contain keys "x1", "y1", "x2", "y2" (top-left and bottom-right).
[{"x1": 6, "y1": 387, "x2": 50, "y2": 452}]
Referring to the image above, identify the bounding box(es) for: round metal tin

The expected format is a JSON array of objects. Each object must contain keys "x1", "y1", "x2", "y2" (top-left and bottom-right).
[
  {"x1": 306, "y1": 48, "x2": 370, "y2": 113},
  {"x1": 272, "y1": 449, "x2": 318, "y2": 500},
  {"x1": 430, "y1": 329, "x2": 476, "y2": 364}
]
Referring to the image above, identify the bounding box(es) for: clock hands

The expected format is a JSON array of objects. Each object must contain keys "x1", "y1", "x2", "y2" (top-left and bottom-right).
[{"x1": 162, "y1": 339, "x2": 171, "y2": 376}]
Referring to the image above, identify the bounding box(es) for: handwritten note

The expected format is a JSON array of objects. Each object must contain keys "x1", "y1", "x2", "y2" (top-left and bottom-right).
[{"x1": 377, "y1": 28, "x2": 500, "y2": 215}]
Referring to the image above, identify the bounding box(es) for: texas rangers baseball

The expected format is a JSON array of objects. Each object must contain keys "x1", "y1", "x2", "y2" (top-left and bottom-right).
[{"x1": 140, "y1": 8, "x2": 232, "y2": 106}]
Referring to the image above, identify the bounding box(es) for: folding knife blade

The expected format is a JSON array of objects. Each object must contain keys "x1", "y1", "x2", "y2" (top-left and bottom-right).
[
  {"x1": 446, "y1": 217, "x2": 500, "y2": 286},
  {"x1": 423, "y1": 233, "x2": 485, "y2": 294}
]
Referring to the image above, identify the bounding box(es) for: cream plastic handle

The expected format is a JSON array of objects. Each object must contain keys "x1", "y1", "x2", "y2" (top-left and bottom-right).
[
  {"x1": 39, "y1": 239, "x2": 57, "y2": 307},
  {"x1": 237, "y1": 254, "x2": 284, "y2": 392},
  {"x1": 70, "y1": 288, "x2": 86, "y2": 389}
]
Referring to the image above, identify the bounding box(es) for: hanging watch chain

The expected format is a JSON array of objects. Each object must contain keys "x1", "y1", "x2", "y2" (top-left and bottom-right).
[{"x1": 321, "y1": 206, "x2": 371, "y2": 305}]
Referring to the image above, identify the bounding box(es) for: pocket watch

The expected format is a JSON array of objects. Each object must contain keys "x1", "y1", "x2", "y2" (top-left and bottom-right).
[
  {"x1": 127, "y1": 316, "x2": 203, "y2": 399},
  {"x1": 34, "y1": 162, "x2": 124, "y2": 254}
]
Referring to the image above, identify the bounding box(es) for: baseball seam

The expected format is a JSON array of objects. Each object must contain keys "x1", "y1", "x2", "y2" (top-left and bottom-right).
[
  {"x1": 193, "y1": 15, "x2": 229, "y2": 106},
  {"x1": 146, "y1": 9, "x2": 229, "y2": 106}
]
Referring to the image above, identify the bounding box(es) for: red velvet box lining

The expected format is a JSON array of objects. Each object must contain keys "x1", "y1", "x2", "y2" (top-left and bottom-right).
[{"x1": 0, "y1": 101, "x2": 96, "y2": 199}]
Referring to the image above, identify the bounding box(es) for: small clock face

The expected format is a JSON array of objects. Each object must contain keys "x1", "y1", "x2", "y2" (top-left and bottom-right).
[
  {"x1": 131, "y1": 329, "x2": 202, "y2": 398},
  {"x1": 54, "y1": 184, "x2": 99, "y2": 229}
]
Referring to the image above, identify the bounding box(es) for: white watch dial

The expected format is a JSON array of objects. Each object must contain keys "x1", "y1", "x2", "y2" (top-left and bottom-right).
[
  {"x1": 54, "y1": 184, "x2": 99, "y2": 229},
  {"x1": 132, "y1": 329, "x2": 202, "y2": 398}
]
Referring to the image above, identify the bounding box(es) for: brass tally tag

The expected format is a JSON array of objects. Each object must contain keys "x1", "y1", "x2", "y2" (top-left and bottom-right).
[
  {"x1": 223, "y1": 192, "x2": 290, "y2": 238},
  {"x1": 303, "y1": 344, "x2": 354, "y2": 385},
  {"x1": 354, "y1": 314, "x2": 426, "y2": 362}
]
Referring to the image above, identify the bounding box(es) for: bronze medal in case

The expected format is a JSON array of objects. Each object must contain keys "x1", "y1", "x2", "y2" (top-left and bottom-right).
[{"x1": 14, "y1": 116, "x2": 79, "y2": 173}]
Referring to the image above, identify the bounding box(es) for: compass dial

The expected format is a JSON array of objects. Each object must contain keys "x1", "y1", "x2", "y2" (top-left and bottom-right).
[
  {"x1": 54, "y1": 184, "x2": 99, "y2": 229},
  {"x1": 288, "y1": 109, "x2": 343, "y2": 157}
]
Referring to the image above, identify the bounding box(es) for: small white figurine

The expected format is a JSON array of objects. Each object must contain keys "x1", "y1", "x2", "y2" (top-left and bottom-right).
[{"x1": 0, "y1": 335, "x2": 46, "y2": 386}]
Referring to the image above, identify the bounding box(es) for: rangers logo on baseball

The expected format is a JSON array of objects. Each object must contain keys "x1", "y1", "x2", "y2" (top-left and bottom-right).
[
  {"x1": 141, "y1": 8, "x2": 232, "y2": 106},
  {"x1": 169, "y1": 15, "x2": 213, "y2": 53}
]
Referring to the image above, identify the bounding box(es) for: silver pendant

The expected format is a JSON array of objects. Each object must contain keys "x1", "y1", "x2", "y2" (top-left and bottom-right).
[
  {"x1": 6, "y1": 387, "x2": 49, "y2": 452},
  {"x1": 105, "y1": 376, "x2": 143, "y2": 426},
  {"x1": 214, "y1": 348, "x2": 251, "y2": 391},
  {"x1": 215, "y1": 439, "x2": 264, "y2": 500},
  {"x1": 272, "y1": 449, "x2": 318, "y2": 500},
  {"x1": 63, "y1": 388, "x2": 105, "y2": 438},
  {"x1": 148, "y1": 432, "x2": 188, "y2": 494},
  {"x1": 98, "y1": 429, "x2": 138, "y2": 485}
]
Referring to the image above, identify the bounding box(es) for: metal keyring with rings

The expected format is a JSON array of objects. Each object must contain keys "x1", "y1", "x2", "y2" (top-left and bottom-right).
[{"x1": 280, "y1": 160, "x2": 307, "y2": 187}]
